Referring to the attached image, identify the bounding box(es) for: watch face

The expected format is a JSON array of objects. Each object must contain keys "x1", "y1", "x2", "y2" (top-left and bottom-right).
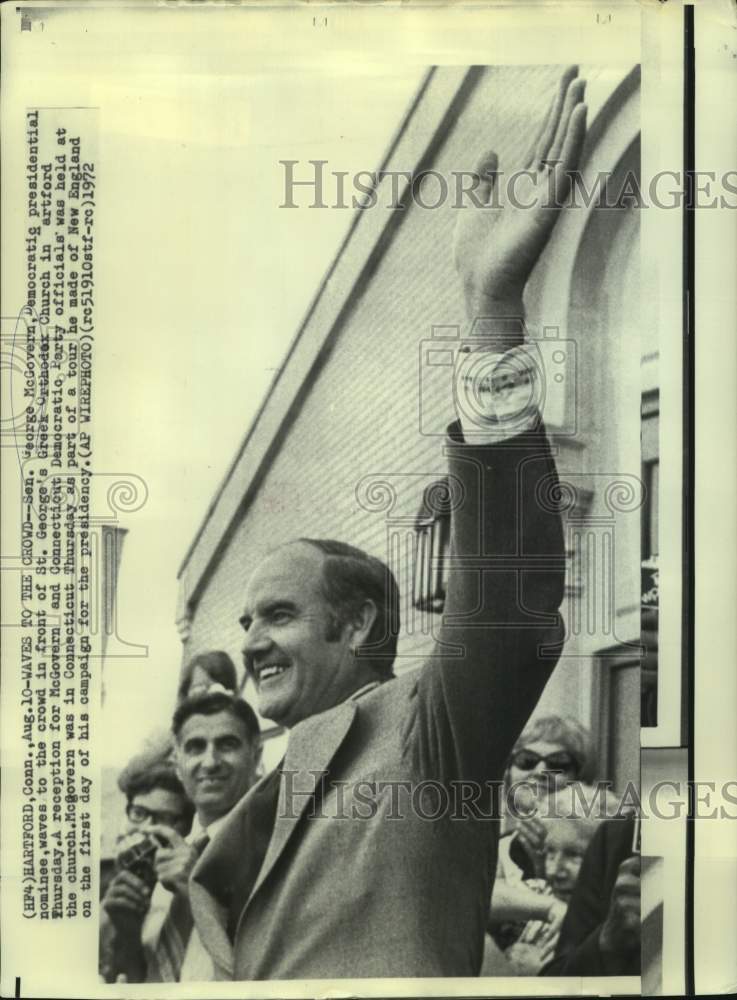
[{"x1": 454, "y1": 343, "x2": 540, "y2": 432}]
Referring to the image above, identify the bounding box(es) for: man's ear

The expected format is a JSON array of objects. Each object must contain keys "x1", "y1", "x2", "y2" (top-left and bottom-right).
[{"x1": 348, "y1": 599, "x2": 378, "y2": 651}]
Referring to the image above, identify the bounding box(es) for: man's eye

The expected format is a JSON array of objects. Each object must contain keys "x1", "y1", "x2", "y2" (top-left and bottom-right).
[{"x1": 272, "y1": 610, "x2": 292, "y2": 624}]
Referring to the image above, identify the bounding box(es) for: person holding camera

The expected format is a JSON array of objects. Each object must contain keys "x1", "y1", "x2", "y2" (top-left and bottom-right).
[
  {"x1": 99, "y1": 758, "x2": 193, "y2": 982},
  {"x1": 101, "y1": 691, "x2": 261, "y2": 983}
]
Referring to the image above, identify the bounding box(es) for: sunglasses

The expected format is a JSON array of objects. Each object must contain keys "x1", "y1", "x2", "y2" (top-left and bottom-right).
[
  {"x1": 510, "y1": 749, "x2": 579, "y2": 775},
  {"x1": 126, "y1": 802, "x2": 187, "y2": 829}
]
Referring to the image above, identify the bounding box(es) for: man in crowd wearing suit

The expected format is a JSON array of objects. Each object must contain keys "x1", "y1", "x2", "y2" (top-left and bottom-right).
[
  {"x1": 189, "y1": 67, "x2": 587, "y2": 979},
  {"x1": 101, "y1": 692, "x2": 261, "y2": 982}
]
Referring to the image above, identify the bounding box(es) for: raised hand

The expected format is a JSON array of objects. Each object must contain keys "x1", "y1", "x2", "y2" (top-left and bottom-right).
[{"x1": 453, "y1": 67, "x2": 587, "y2": 323}]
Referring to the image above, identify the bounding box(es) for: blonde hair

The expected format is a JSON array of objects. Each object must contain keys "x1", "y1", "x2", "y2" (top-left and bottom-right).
[{"x1": 510, "y1": 714, "x2": 595, "y2": 781}]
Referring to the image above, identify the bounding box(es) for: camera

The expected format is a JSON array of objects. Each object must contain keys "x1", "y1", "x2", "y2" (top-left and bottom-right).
[
  {"x1": 418, "y1": 319, "x2": 577, "y2": 438},
  {"x1": 115, "y1": 834, "x2": 159, "y2": 891}
]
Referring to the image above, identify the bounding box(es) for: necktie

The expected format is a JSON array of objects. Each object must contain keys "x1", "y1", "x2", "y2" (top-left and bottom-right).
[{"x1": 147, "y1": 834, "x2": 209, "y2": 982}]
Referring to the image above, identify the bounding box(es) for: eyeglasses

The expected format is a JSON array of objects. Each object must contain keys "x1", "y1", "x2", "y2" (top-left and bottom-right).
[
  {"x1": 126, "y1": 802, "x2": 186, "y2": 828},
  {"x1": 510, "y1": 749, "x2": 579, "y2": 775}
]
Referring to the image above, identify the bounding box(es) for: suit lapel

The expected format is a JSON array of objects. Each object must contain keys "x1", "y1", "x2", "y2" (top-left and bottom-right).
[
  {"x1": 191, "y1": 699, "x2": 358, "y2": 969},
  {"x1": 188, "y1": 873, "x2": 234, "y2": 978},
  {"x1": 189, "y1": 776, "x2": 270, "y2": 977},
  {"x1": 248, "y1": 699, "x2": 356, "y2": 903}
]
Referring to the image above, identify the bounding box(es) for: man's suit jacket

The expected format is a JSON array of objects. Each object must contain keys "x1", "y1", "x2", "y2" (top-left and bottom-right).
[{"x1": 190, "y1": 420, "x2": 565, "y2": 980}]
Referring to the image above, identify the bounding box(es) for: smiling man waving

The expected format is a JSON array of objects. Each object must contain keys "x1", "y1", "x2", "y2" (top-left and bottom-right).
[{"x1": 190, "y1": 68, "x2": 586, "y2": 980}]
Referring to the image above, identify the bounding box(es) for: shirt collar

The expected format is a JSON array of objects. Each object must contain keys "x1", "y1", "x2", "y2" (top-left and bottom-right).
[
  {"x1": 348, "y1": 680, "x2": 382, "y2": 702},
  {"x1": 188, "y1": 807, "x2": 234, "y2": 844}
]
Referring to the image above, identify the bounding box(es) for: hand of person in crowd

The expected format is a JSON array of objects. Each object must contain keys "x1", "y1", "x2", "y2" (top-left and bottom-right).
[
  {"x1": 505, "y1": 913, "x2": 558, "y2": 974},
  {"x1": 102, "y1": 869, "x2": 152, "y2": 933},
  {"x1": 147, "y1": 824, "x2": 199, "y2": 898},
  {"x1": 505, "y1": 940, "x2": 549, "y2": 975},
  {"x1": 598, "y1": 853, "x2": 641, "y2": 958},
  {"x1": 515, "y1": 814, "x2": 548, "y2": 877},
  {"x1": 506, "y1": 909, "x2": 561, "y2": 974},
  {"x1": 544, "y1": 895, "x2": 567, "y2": 937},
  {"x1": 453, "y1": 66, "x2": 587, "y2": 327}
]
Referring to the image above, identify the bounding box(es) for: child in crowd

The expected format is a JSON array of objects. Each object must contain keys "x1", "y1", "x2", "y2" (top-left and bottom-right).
[{"x1": 482, "y1": 783, "x2": 624, "y2": 976}]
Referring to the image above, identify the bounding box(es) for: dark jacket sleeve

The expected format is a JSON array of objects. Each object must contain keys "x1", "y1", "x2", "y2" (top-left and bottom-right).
[
  {"x1": 409, "y1": 417, "x2": 566, "y2": 790},
  {"x1": 542, "y1": 817, "x2": 639, "y2": 977}
]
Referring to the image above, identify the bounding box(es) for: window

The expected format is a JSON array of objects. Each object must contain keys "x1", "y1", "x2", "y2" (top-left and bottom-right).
[
  {"x1": 641, "y1": 389, "x2": 659, "y2": 726},
  {"x1": 642, "y1": 389, "x2": 660, "y2": 560},
  {"x1": 412, "y1": 479, "x2": 451, "y2": 613}
]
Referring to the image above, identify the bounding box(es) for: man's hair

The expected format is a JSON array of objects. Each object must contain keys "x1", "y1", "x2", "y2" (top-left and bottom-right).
[
  {"x1": 297, "y1": 538, "x2": 400, "y2": 680},
  {"x1": 509, "y1": 714, "x2": 595, "y2": 782},
  {"x1": 118, "y1": 758, "x2": 194, "y2": 822},
  {"x1": 172, "y1": 690, "x2": 261, "y2": 743},
  {"x1": 177, "y1": 649, "x2": 238, "y2": 702}
]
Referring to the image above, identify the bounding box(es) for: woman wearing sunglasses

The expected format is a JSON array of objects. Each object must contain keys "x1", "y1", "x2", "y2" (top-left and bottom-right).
[{"x1": 504, "y1": 714, "x2": 594, "y2": 872}]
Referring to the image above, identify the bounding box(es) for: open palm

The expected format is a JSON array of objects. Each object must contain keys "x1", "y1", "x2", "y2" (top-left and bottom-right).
[{"x1": 454, "y1": 67, "x2": 588, "y2": 320}]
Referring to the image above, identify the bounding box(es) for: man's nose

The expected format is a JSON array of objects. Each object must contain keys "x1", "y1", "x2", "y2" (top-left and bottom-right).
[
  {"x1": 201, "y1": 742, "x2": 221, "y2": 769},
  {"x1": 242, "y1": 622, "x2": 272, "y2": 660},
  {"x1": 530, "y1": 760, "x2": 549, "y2": 779}
]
